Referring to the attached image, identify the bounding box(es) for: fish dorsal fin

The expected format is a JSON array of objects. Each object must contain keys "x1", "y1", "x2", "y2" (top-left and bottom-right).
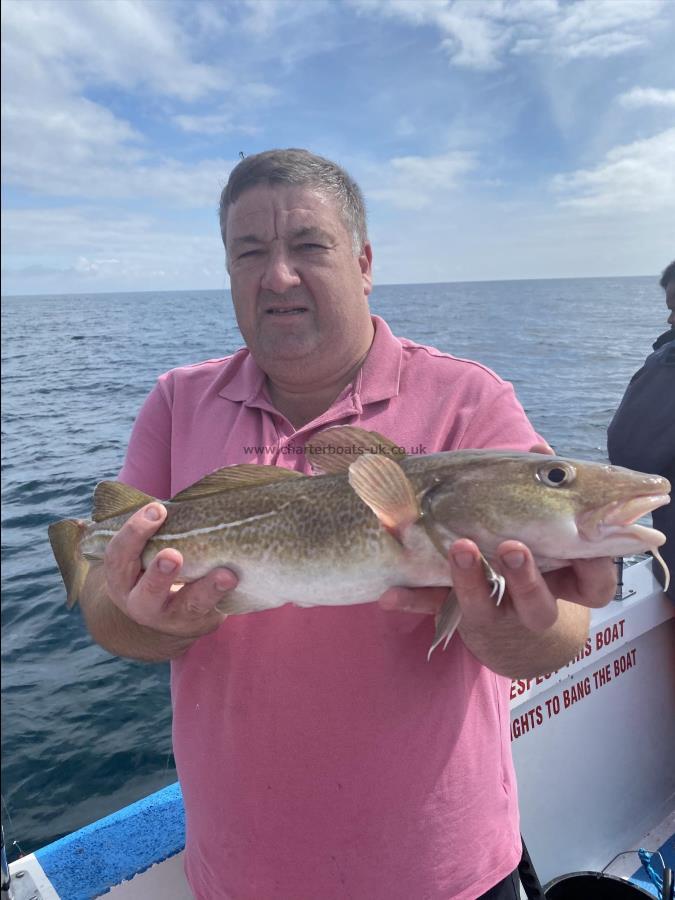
[
  {"x1": 305, "y1": 426, "x2": 407, "y2": 475},
  {"x1": 93, "y1": 482, "x2": 156, "y2": 522},
  {"x1": 348, "y1": 453, "x2": 420, "y2": 540},
  {"x1": 171, "y1": 465, "x2": 305, "y2": 501}
]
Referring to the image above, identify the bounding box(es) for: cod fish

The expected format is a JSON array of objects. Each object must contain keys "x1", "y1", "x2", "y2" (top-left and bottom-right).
[{"x1": 48, "y1": 426, "x2": 670, "y2": 657}]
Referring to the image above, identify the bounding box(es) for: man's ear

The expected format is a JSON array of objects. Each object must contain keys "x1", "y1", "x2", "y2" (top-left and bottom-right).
[{"x1": 360, "y1": 242, "x2": 373, "y2": 296}]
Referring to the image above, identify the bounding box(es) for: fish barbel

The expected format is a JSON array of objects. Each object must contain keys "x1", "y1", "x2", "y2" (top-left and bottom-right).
[{"x1": 48, "y1": 426, "x2": 670, "y2": 656}]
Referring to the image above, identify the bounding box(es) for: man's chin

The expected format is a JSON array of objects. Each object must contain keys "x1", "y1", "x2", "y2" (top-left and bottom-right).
[{"x1": 254, "y1": 333, "x2": 322, "y2": 365}]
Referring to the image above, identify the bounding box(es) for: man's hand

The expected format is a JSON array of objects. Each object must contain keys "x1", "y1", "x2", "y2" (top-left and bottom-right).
[
  {"x1": 103, "y1": 502, "x2": 238, "y2": 640},
  {"x1": 377, "y1": 541, "x2": 616, "y2": 626},
  {"x1": 376, "y1": 440, "x2": 617, "y2": 674},
  {"x1": 446, "y1": 538, "x2": 615, "y2": 630},
  {"x1": 377, "y1": 541, "x2": 615, "y2": 677}
]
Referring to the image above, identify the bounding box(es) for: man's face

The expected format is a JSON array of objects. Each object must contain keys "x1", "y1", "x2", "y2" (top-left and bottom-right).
[
  {"x1": 666, "y1": 280, "x2": 674, "y2": 327},
  {"x1": 225, "y1": 184, "x2": 373, "y2": 375}
]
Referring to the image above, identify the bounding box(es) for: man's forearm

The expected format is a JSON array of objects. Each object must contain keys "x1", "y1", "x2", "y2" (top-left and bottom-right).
[
  {"x1": 79, "y1": 567, "x2": 195, "y2": 662},
  {"x1": 459, "y1": 599, "x2": 590, "y2": 679}
]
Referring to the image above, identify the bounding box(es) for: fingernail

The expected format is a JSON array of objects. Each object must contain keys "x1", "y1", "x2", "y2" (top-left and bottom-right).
[
  {"x1": 452, "y1": 551, "x2": 475, "y2": 570},
  {"x1": 145, "y1": 504, "x2": 162, "y2": 522},
  {"x1": 214, "y1": 573, "x2": 231, "y2": 592},
  {"x1": 502, "y1": 550, "x2": 525, "y2": 570},
  {"x1": 158, "y1": 558, "x2": 177, "y2": 574}
]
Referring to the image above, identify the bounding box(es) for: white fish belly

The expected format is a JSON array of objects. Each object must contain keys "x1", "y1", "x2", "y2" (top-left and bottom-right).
[{"x1": 217, "y1": 527, "x2": 454, "y2": 614}]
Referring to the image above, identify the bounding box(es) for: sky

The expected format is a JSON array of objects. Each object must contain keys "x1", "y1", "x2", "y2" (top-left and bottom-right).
[{"x1": 2, "y1": 0, "x2": 674, "y2": 296}]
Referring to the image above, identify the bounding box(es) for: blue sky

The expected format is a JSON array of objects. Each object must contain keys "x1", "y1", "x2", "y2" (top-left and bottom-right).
[{"x1": 2, "y1": 0, "x2": 674, "y2": 295}]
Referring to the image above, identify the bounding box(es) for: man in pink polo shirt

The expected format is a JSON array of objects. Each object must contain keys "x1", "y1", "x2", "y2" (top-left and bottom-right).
[{"x1": 79, "y1": 149, "x2": 616, "y2": 899}]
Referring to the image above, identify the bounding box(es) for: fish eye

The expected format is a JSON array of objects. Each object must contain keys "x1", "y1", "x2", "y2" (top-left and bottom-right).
[{"x1": 537, "y1": 463, "x2": 575, "y2": 487}]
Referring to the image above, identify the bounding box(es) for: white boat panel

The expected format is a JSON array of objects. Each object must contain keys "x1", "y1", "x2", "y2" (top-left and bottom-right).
[
  {"x1": 7, "y1": 854, "x2": 61, "y2": 900},
  {"x1": 106, "y1": 851, "x2": 191, "y2": 899},
  {"x1": 511, "y1": 559, "x2": 675, "y2": 886}
]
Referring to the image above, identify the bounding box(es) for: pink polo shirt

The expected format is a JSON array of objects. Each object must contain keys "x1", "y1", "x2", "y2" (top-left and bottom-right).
[{"x1": 120, "y1": 316, "x2": 540, "y2": 900}]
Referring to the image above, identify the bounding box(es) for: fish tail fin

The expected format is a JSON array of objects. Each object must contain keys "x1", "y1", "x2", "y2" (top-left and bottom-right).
[
  {"x1": 427, "y1": 591, "x2": 462, "y2": 661},
  {"x1": 48, "y1": 519, "x2": 90, "y2": 608}
]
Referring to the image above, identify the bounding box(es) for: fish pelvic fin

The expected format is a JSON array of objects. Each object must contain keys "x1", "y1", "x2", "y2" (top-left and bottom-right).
[
  {"x1": 480, "y1": 555, "x2": 506, "y2": 605},
  {"x1": 48, "y1": 519, "x2": 90, "y2": 608},
  {"x1": 347, "y1": 453, "x2": 420, "y2": 538},
  {"x1": 93, "y1": 482, "x2": 155, "y2": 522},
  {"x1": 427, "y1": 591, "x2": 462, "y2": 661},
  {"x1": 306, "y1": 426, "x2": 407, "y2": 475}
]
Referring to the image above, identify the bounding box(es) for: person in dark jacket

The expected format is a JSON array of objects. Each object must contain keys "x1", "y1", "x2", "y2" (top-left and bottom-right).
[{"x1": 607, "y1": 260, "x2": 675, "y2": 599}]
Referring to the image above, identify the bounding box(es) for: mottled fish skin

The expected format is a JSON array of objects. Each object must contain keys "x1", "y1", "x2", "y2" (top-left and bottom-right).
[
  {"x1": 57, "y1": 443, "x2": 670, "y2": 625},
  {"x1": 80, "y1": 470, "x2": 452, "y2": 614}
]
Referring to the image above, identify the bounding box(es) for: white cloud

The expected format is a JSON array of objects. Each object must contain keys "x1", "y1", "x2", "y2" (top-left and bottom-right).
[
  {"x1": 235, "y1": 0, "x2": 343, "y2": 70},
  {"x1": 351, "y1": 0, "x2": 666, "y2": 69},
  {"x1": 368, "y1": 151, "x2": 476, "y2": 209},
  {"x1": 618, "y1": 87, "x2": 675, "y2": 109},
  {"x1": 173, "y1": 83, "x2": 278, "y2": 135},
  {"x1": 0, "y1": 0, "x2": 249, "y2": 206},
  {"x1": 191, "y1": 0, "x2": 231, "y2": 39},
  {"x1": 73, "y1": 256, "x2": 121, "y2": 275},
  {"x1": 240, "y1": 0, "x2": 333, "y2": 35},
  {"x1": 3, "y1": 92, "x2": 143, "y2": 157},
  {"x1": 351, "y1": 0, "x2": 510, "y2": 70},
  {"x1": 4, "y1": 131, "x2": 234, "y2": 206},
  {"x1": 555, "y1": 0, "x2": 663, "y2": 40},
  {"x1": 173, "y1": 113, "x2": 258, "y2": 137},
  {"x1": 551, "y1": 128, "x2": 675, "y2": 213},
  {"x1": 559, "y1": 30, "x2": 646, "y2": 60},
  {"x1": 240, "y1": 0, "x2": 284, "y2": 37},
  {"x1": 1, "y1": 0, "x2": 227, "y2": 101},
  {"x1": 1, "y1": 207, "x2": 227, "y2": 294}
]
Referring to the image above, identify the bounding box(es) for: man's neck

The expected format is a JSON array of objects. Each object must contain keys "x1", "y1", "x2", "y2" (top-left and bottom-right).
[{"x1": 266, "y1": 350, "x2": 369, "y2": 429}]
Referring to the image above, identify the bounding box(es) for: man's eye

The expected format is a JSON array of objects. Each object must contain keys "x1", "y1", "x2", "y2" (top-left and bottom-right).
[
  {"x1": 238, "y1": 249, "x2": 262, "y2": 259},
  {"x1": 299, "y1": 243, "x2": 325, "y2": 251}
]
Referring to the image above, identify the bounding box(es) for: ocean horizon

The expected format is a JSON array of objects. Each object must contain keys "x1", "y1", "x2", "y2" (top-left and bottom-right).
[{"x1": 1, "y1": 271, "x2": 658, "y2": 301}]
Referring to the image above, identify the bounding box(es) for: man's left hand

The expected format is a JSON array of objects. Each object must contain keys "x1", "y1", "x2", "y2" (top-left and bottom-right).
[
  {"x1": 377, "y1": 440, "x2": 617, "y2": 631},
  {"x1": 377, "y1": 540, "x2": 616, "y2": 631}
]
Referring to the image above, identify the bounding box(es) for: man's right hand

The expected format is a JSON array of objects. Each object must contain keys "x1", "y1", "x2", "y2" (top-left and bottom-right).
[{"x1": 103, "y1": 502, "x2": 238, "y2": 640}]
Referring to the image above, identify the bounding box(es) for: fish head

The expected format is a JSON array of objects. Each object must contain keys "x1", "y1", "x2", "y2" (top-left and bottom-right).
[{"x1": 420, "y1": 452, "x2": 670, "y2": 564}]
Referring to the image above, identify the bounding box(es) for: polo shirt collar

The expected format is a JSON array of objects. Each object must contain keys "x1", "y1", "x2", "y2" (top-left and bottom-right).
[
  {"x1": 217, "y1": 314, "x2": 402, "y2": 409},
  {"x1": 217, "y1": 348, "x2": 266, "y2": 403},
  {"x1": 356, "y1": 315, "x2": 402, "y2": 404}
]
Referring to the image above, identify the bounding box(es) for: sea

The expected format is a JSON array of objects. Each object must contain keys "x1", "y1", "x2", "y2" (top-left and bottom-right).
[{"x1": 0, "y1": 277, "x2": 667, "y2": 860}]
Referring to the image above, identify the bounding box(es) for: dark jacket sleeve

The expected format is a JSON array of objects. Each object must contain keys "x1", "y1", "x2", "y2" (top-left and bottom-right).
[{"x1": 607, "y1": 343, "x2": 675, "y2": 477}]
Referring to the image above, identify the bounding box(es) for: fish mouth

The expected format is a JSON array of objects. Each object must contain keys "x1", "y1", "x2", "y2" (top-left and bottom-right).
[{"x1": 578, "y1": 493, "x2": 670, "y2": 544}]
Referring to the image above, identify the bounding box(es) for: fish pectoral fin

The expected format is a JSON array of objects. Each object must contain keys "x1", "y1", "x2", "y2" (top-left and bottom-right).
[
  {"x1": 92, "y1": 482, "x2": 156, "y2": 522},
  {"x1": 347, "y1": 453, "x2": 420, "y2": 539},
  {"x1": 480, "y1": 555, "x2": 506, "y2": 606},
  {"x1": 171, "y1": 465, "x2": 305, "y2": 501},
  {"x1": 305, "y1": 426, "x2": 406, "y2": 475},
  {"x1": 427, "y1": 591, "x2": 462, "y2": 661}
]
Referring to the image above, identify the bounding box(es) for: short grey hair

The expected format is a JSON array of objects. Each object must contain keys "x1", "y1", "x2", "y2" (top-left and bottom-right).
[
  {"x1": 219, "y1": 148, "x2": 368, "y2": 254},
  {"x1": 659, "y1": 260, "x2": 675, "y2": 290}
]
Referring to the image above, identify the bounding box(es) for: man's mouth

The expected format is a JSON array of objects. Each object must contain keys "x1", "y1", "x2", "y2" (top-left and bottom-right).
[{"x1": 265, "y1": 305, "x2": 308, "y2": 316}]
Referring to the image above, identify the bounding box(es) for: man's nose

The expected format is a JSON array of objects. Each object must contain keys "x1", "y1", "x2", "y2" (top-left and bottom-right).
[{"x1": 260, "y1": 247, "x2": 301, "y2": 293}]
